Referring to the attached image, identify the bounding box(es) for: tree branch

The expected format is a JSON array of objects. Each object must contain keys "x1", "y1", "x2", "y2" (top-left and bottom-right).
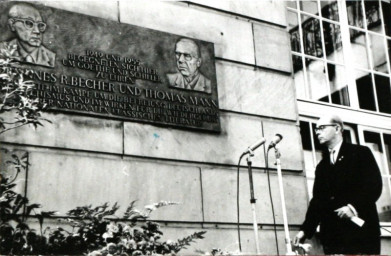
[{"x1": 0, "y1": 122, "x2": 28, "y2": 134}]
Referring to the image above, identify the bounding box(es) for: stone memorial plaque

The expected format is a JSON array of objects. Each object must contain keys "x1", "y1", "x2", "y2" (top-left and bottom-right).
[{"x1": 0, "y1": 2, "x2": 220, "y2": 132}]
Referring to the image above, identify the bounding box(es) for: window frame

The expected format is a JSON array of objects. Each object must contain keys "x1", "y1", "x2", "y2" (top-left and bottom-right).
[
  {"x1": 357, "y1": 126, "x2": 391, "y2": 229},
  {"x1": 287, "y1": 0, "x2": 391, "y2": 114}
]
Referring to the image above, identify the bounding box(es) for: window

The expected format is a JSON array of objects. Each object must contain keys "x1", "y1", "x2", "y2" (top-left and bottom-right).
[
  {"x1": 358, "y1": 128, "x2": 391, "y2": 222},
  {"x1": 287, "y1": 0, "x2": 391, "y2": 114}
]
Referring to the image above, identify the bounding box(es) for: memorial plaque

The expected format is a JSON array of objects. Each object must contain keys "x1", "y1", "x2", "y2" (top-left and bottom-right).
[{"x1": 0, "y1": 2, "x2": 220, "y2": 132}]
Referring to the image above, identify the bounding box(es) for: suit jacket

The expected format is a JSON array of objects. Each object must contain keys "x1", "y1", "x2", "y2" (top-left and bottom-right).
[
  {"x1": 167, "y1": 72, "x2": 211, "y2": 93},
  {"x1": 301, "y1": 142, "x2": 382, "y2": 253},
  {"x1": 0, "y1": 39, "x2": 56, "y2": 68}
]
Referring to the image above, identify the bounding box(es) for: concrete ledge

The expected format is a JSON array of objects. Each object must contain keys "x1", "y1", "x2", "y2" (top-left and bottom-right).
[
  {"x1": 26, "y1": 150, "x2": 203, "y2": 222},
  {"x1": 0, "y1": 112, "x2": 123, "y2": 154}
]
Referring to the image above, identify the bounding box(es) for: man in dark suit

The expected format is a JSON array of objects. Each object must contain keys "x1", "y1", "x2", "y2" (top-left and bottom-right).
[{"x1": 294, "y1": 115, "x2": 382, "y2": 254}]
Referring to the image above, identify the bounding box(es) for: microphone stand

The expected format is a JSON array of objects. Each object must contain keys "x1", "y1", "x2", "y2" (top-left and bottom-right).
[
  {"x1": 247, "y1": 150, "x2": 261, "y2": 254},
  {"x1": 273, "y1": 147, "x2": 294, "y2": 255}
]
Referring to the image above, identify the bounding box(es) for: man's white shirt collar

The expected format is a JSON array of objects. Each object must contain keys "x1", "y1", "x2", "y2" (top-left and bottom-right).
[{"x1": 329, "y1": 140, "x2": 343, "y2": 160}]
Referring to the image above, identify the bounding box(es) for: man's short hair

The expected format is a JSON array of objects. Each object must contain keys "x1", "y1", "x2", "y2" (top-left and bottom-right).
[
  {"x1": 176, "y1": 38, "x2": 201, "y2": 58},
  {"x1": 8, "y1": 3, "x2": 39, "y2": 19},
  {"x1": 329, "y1": 115, "x2": 344, "y2": 132}
]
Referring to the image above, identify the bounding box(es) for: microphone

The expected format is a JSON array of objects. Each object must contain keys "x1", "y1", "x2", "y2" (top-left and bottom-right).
[
  {"x1": 242, "y1": 138, "x2": 266, "y2": 155},
  {"x1": 268, "y1": 134, "x2": 283, "y2": 149}
]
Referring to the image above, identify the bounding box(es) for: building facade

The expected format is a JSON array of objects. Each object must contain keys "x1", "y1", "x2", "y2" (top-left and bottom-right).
[{"x1": 0, "y1": 0, "x2": 390, "y2": 255}]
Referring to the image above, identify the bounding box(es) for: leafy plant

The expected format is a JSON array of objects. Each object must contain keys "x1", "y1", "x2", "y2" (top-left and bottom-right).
[
  {"x1": 0, "y1": 43, "x2": 50, "y2": 134},
  {"x1": 0, "y1": 156, "x2": 56, "y2": 255},
  {"x1": 0, "y1": 153, "x2": 206, "y2": 255},
  {"x1": 66, "y1": 201, "x2": 206, "y2": 255}
]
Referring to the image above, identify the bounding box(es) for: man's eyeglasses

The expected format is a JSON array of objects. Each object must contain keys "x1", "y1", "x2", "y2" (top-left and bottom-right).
[
  {"x1": 175, "y1": 52, "x2": 193, "y2": 61},
  {"x1": 314, "y1": 124, "x2": 338, "y2": 132},
  {"x1": 13, "y1": 18, "x2": 47, "y2": 32}
]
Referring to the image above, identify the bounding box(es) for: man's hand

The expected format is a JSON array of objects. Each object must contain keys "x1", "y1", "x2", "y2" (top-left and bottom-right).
[
  {"x1": 334, "y1": 206, "x2": 355, "y2": 219},
  {"x1": 293, "y1": 230, "x2": 306, "y2": 246}
]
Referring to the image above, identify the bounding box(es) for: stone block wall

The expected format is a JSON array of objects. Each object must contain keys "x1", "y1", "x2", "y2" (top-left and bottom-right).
[{"x1": 0, "y1": 1, "x2": 312, "y2": 254}]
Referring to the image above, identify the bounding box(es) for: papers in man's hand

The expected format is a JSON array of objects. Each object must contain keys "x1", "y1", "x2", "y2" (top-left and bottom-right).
[{"x1": 351, "y1": 216, "x2": 365, "y2": 227}]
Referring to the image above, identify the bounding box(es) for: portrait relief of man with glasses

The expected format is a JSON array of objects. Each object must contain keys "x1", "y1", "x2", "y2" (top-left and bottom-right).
[
  {"x1": 167, "y1": 38, "x2": 211, "y2": 94},
  {"x1": 0, "y1": 3, "x2": 55, "y2": 68}
]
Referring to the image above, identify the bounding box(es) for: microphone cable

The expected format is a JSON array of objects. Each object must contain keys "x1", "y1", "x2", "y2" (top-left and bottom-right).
[
  {"x1": 266, "y1": 147, "x2": 280, "y2": 255},
  {"x1": 236, "y1": 153, "x2": 244, "y2": 252}
]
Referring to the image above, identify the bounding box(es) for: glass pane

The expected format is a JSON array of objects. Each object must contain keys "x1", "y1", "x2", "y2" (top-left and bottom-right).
[
  {"x1": 369, "y1": 33, "x2": 388, "y2": 73},
  {"x1": 365, "y1": 0, "x2": 383, "y2": 33},
  {"x1": 387, "y1": 40, "x2": 391, "y2": 71},
  {"x1": 374, "y1": 74, "x2": 391, "y2": 114},
  {"x1": 350, "y1": 28, "x2": 370, "y2": 69},
  {"x1": 300, "y1": 121, "x2": 318, "y2": 172},
  {"x1": 306, "y1": 58, "x2": 329, "y2": 102},
  {"x1": 364, "y1": 130, "x2": 383, "y2": 152},
  {"x1": 300, "y1": 0, "x2": 319, "y2": 15},
  {"x1": 343, "y1": 129, "x2": 353, "y2": 144},
  {"x1": 292, "y1": 55, "x2": 306, "y2": 99},
  {"x1": 292, "y1": 54, "x2": 303, "y2": 73},
  {"x1": 388, "y1": 40, "x2": 391, "y2": 70},
  {"x1": 323, "y1": 21, "x2": 343, "y2": 63},
  {"x1": 288, "y1": 11, "x2": 301, "y2": 53},
  {"x1": 355, "y1": 70, "x2": 377, "y2": 111},
  {"x1": 384, "y1": 133, "x2": 391, "y2": 175},
  {"x1": 382, "y1": 1, "x2": 391, "y2": 36},
  {"x1": 286, "y1": 0, "x2": 297, "y2": 9},
  {"x1": 377, "y1": 178, "x2": 391, "y2": 222},
  {"x1": 363, "y1": 131, "x2": 387, "y2": 180},
  {"x1": 328, "y1": 64, "x2": 350, "y2": 106},
  {"x1": 321, "y1": 0, "x2": 339, "y2": 21},
  {"x1": 300, "y1": 121, "x2": 312, "y2": 151},
  {"x1": 346, "y1": 0, "x2": 364, "y2": 28},
  {"x1": 363, "y1": 131, "x2": 387, "y2": 174},
  {"x1": 300, "y1": 121, "x2": 313, "y2": 151},
  {"x1": 343, "y1": 124, "x2": 359, "y2": 145},
  {"x1": 311, "y1": 123, "x2": 323, "y2": 152},
  {"x1": 301, "y1": 15, "x2": 323, "y2": 57}
]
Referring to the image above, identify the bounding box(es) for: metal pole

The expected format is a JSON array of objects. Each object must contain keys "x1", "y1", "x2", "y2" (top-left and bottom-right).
[
  {"x1": 274, "y1": 148, "x2": 295, "y2": 255},
  {"x1": 247, "y1": 152, "x2": 261, "y2": 254}
]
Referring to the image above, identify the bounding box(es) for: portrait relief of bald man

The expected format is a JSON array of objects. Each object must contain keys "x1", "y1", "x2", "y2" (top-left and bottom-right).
[
  {"x1": 167, "y1": 38, "x2": 211, "y2": 94},
  {"x1": 0, "y1": 3, "x2": 56, "y2": 68}
]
